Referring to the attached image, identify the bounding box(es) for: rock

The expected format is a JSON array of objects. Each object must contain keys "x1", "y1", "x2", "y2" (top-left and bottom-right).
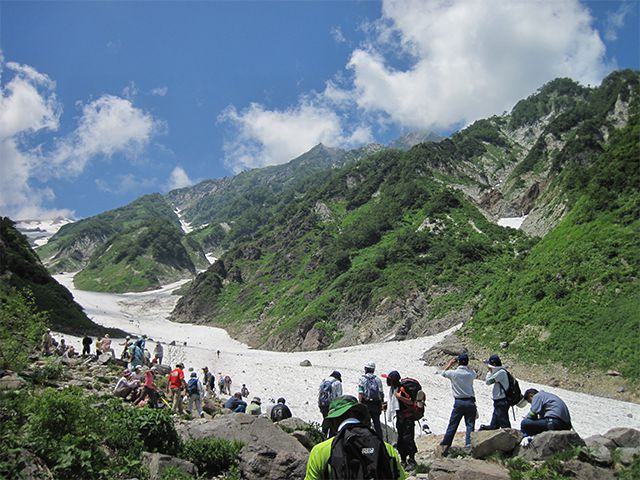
[
  {"x1": 518, "y1": 431, "x2": 586, "y2": 461},
  {"x1": 291, "y1": 430, "x2": 315, "y2": 451},
  {"x1": 141, "y1": 452, "x2": 198, "y2": 480},
  {"x1": 617, "y1": 387, "x2": 625, "y2": 393},
  {"x1": 559, "y1": 459, "x2": 615, "y2": 480},
  {"x1": 277, "y1": 417, "x2": 311, "y2": 432},
  {"x1": 427, "y1": 457, "x2": 510, "y2": 479},
  {"x1": 471, "y1": 428, "x2": 522, "y2": 459},
  {"x1": 176, "y1": 414, "x2": 308, "y2": 480},
  {"x1": 606, "y1": 370, "x2": 622, "y2": 376},
  {"x1": 0, "y1": 373, "x2": 27, "y2": 390},
  {"x1": 202, "y1": 397, "x2": 218, "y2": 416},
  {"x1": 617, "y1": 447, "x2": 640, "y2": 466},
  {"x1": 13, "y1": 450, "x2": 53, "y2": 480},
  {"x1": 584, "y1": 434, "x2": 616, "y2": 451},
  {"x1": 603, "y1": 427, "x2": 640, "y2": 448},
  {"x1": 97, "y1": 353, "x2": 113, "y2": 365},
  {"x1": 299, "y1": 359, "x2": 312, "y2": 367},
  {"x1": 499, "y1": 341, "x2": 508, "y2": 349},
  {"x1": 154, "y1": 364, "x2": 171, "y2": 376},
  {"x1": 239, "y1": 444, "x2": 306, "y2": 480},
  {"x1": 582, "y1": 444, "x2": 612, "y2": 466}
]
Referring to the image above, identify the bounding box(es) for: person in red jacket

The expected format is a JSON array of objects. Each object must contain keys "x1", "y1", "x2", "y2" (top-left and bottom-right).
[{"x1": 167, "y1": 363, "x2": 186, "y2": 413}]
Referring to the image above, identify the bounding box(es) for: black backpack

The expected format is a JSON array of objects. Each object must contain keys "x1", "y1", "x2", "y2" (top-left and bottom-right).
[
  {"x1": 398, "y1": 378, "x2": 425, "y2": 421},
  {"x1": 326, "y1": 423, "x2": 399, "y2": 480},
  {"x1": 271, "y1": 404, "x2": 286, "y2": 422},
  {"x1": 500, "y1": 370, "x2": 523, "y2": 407}
]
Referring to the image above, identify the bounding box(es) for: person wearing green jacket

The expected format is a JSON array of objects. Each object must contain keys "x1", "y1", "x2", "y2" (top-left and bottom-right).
[{"x1": 304, "y1": 395, "x2": 406, "y2": 480}]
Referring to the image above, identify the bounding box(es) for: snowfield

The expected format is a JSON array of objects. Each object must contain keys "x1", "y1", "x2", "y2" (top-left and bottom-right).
[{"x1": 55, "y1": 273, "x2": 640, "y2": 438}]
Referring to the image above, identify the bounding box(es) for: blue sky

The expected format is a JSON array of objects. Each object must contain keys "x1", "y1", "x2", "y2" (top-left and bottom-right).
[{"x1": 1, "y1": 0, "x2": 638, "y2": 220}]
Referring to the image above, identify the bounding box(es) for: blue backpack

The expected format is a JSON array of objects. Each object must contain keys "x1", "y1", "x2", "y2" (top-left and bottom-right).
[
  {"x1": 187, "y1": 378, "x2": 199, "y2": 395},
  {"x1": 318, "y1": 379, "x2": 334, "y2": 407},
  {"x1": 363, "y1": 375, "x2": 381, "y2": 402}
]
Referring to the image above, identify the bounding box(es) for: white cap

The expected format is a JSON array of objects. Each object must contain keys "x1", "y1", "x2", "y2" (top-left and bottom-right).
[{"x1": 365, "y1": 361, "x2": 375, "y2": 370}]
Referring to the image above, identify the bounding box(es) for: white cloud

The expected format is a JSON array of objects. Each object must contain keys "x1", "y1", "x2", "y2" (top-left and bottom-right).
[
  {"x1": 331, "y1": 26, "x2": 347, "y2": 44},
  {"x1": 150, "y1": 86, "x2": 168, "y2": 97},
  {"x1": 0, "y1": 58, "x2": 162, "y2": 220},
  {"x1": 346, "y1": 0, "x2": 609, "y2": 130},
  {"x1": 218, "y1": 99, "x2": 370, "y2": 173},
  {"x1": 95, "y1": 174, "x2": 158, "y2": 194},
  {"x1": 122, "y1": 81, "x2": 138, "y2": 99},
  {"x1": 167, "y1": 166, "x2": 194, "y2": 190},
  {"x1": 604, "y1": 2, "x2": 633, "y2": 42}
]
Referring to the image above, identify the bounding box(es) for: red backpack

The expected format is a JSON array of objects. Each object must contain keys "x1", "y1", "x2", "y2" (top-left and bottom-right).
[{"x1": 398, "y1": 377, "x2": 425, "y2": 421}]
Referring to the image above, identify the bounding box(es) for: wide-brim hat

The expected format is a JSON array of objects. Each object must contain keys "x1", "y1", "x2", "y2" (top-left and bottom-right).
[{"x1": 326, "y1": 395, "x2": 368, "y2": 420}]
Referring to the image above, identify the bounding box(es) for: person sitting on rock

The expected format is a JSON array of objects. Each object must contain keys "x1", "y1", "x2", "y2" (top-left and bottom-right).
[
  {"x1": 246, "y1": 396, "x2": 262, "y2": 416},
  {"x1": 520, "y1": 388, "x2": 572, "y2": 436},
  {"x1": 240, "y1": 383, "x2": 250, "y2": 398},
  {"x1": 114, "y1": 369, "x2": 139, "y2": 400},
  {"x1": 223, "y1": 392, "x2": 247, "y2": 413},
  {"x1": 270, "y1": 397, "x2": 292, "y2": 422},
  {"x1": 305, "y1": 395, "x2": 406, "y2": 480},
  {"x1": 55, "y1": 338, "x2": 68, "y2": 356}
]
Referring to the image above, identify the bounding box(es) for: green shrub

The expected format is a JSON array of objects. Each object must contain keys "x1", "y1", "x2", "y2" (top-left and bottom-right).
[
  {"x1": 31, "y1": 357, "x2": 66, "y2": 384},
  {"x1": 129, "y1": 407, "x2": 181, "y2": 455},
  {"x1": 179, "y1": 437, "x2": 243, "y2": 477}
]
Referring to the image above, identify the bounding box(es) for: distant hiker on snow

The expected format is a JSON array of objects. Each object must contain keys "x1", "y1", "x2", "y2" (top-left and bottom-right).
[
  {"x1": 82, "y1": 335, "x2": 92, "y2": 356},
  {"x1": 270, "y1": 397, "x2": 292, "y2": 422},
  {"x1": 240, "y1": 384, "x2": 249, "y2": 398},
  {"x1": 168, "y1": 362, "x2": 186, "y2": 413},
  {"x1": 439, "y1": 353, "x2": 477, "y2": 456},
  {"x1": 247, "y1": 396, "x2": 262, "y2": 416},
  {"x1": 521, "y1": 389, "x2": 572, "y2": 437},
  {"x1": 480, "y1": 354, "x2": 511, "y2": 430},
  {"x1": 357, "y1": 361, "x2": 385, "y2": 439},
  {"x1": 186, "y1": 371, "x2": 205, "y2": 418},
  {"x1": 383, "y1": 370, "x2": 425, "y2": 470},
  {"x1": 153, "y1": 342, "x2": 164, "y2": 365},
  {"x1": 318, "y1": 370, "x2": 343, "y2": 435},
  {"x1": 304, "y1": 395, "x2": 406, "y2": 480}
]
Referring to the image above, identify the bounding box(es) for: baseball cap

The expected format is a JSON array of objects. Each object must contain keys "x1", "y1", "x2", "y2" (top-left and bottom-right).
[
  {"x1": 331, "y1": 370, "x2": 342, "y2": 381},
  {"x1": 364, "y1": 361, "x2": 376, "y2": 370},
  {"x1": 381, "y1": 370, "x2": 401, "y2": 382},
  {"x1": 485, "y1": 354, "x2": 502, "y2": 367}
]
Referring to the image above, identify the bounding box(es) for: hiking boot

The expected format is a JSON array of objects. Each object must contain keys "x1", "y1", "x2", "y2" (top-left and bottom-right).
[{"x1": 405, "y1": 458, "x2": 417, "y2": 471}]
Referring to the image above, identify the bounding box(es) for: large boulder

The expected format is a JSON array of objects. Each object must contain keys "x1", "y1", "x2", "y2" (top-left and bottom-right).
[
  {"x1": 277, "y1": 417, "x2": 311, "y2": 431},
  {"x1": 154, "y1": 364, "x2": 171, "y2": 376},
  {"x1": 141, "y1": 452, "x2": 198, "y2": 480},
  {"x1": 518, "y1": 431, "x2": 585, "y2": 461},
  {"x1": 582, "y1": 444, "x2": 613, "y2": 466},
  {"x1": 427, "y1": 457, "x2": 510, "y2": 480},
  {"x1": 584, "y1": 434, "x2": 616, "y2": 450},
  {"x1": 603, "y1": 427, "x2": 640, "y2": 448},
  {"x1": 617, "y1": 447, "x2": 640, "y2": 466},
  {"x1": 471, "y1": 428, "x2": 522, "y2": 459},
  {"x1": 0, "y1": 373, "x2": 27, "y2": 391},
  {"x1": 176, "y1": 414, "x2": 308, "y2": 480},
  {"x1": 97, "y1": 353, "x2": 113, "y2": 365},
  {"x1": 559, "y1": 459, "x2": 615, "y2": 480}
]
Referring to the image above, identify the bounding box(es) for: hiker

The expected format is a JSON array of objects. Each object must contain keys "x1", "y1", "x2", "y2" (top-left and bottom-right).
[
  {"x1": 218, "y1": 374, "x2": 226, "y2": 395},
  {"x1": 520, "y1": 389, "x2": 572, "y2": 437},
  {"x1": 246, "y1": 396, "x2": 262, "y2": 416},
  {"x1": 357, "y1": 361, "x2": 385, "y2": 439},
  {"x1": 202, "y1": 367, "x2": 215, "y2": 396},
  {"x1": 114, "y1": 369, "x2": 139, "y2": 400},
  {"x1": 168, "y1": 362, "x2": 186, "y2": 413},
  {"x1": 216, "y1": 350, "x2": 220, "y2": 358},
  {"x1": 383, "y1": 370, "x2": 425, "y2": 470},
  {"x1": 480, "y1": 354, "x2": 511, "y2": 430},
  {"x1": 82, "y1": 335, "x2": 92, "y2": 356},
  {"x1": 120, "y1": 336, "x2": 131, "y2": 361},
  {"x1": 224, "y1": 375, "x2": 232, "y2": 395},
  {"x1": 55, "y1": 338, "x2": 68, "y2": 356},
  {"x1": 270, "y1": 397, "x2": 292, "y2": 422},
  {"x1": 305, "y1": 395, "x2": 406, "y2": 480},
  {"x1": 41, "y1": 329, "x2": 54, "y2": 356},
  {"x1": 135, "y1": 366, "x2": 159, "y2": 408},
  {"x1": 223, "y1": 392, "x2": 247, "y2": 413},
  {"x1": 318, "y1": 371, "x2": 343, "y2": 428},
  {"x1": 102, "y1": 334, "x2": 114, "y2": 357},
  {"x1": 439, "y1": 353, "x2": 478, "y2": 456},
  {"x1": 95, "y1": 337, "x2": 103, "y2": 356},
  {"x1": 153, "y1": 342, "x2": 164, "y2": 365},
  {"x1": 240, "y1": 384, "x2": 249, "y2": 398},
  {"x1": 186, "y1": 371, "x2": 205, "y2": 418},
  {"x1": 130, "y1": 339, "x2": 145, "y2": 370},
  {"x1": 143, "y1": 348, "x2": 151, "y2": 366}
]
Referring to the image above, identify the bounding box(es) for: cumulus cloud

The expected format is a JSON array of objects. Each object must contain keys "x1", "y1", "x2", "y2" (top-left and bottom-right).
[
  {"x1": 150, "y1": 86, "x2": 168, "y2": 97},
  {"x1": 604, "y1": 2, "x2": 633, "y2": 42},
  {"x1": 167, "y1": 166, "x2": 194, "y2": 190},
  {"x1": 347, "y1": 0, "x2": 609, "y2": 130},
  {"x1": 0, "y1": 58, "x2": 161, "y2": 219},
  {"x1": 219, "y1": 99, "x2": 371, "y2": 172}
]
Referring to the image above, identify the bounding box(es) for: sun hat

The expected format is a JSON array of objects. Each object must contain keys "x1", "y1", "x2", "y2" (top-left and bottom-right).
[
  {"x1": 252, "y1": 397, "x2": 261, "y2": 405},
  {"x1": 326, "y1": 395, "x2": 362, "y2": 419}
]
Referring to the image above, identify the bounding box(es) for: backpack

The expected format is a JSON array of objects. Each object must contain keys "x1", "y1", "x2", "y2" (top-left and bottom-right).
[
  {"x1": 187, "y1": 378, "x2": 199, "y2": 395},
  {"x1": 271, "y1": 404, "x2": 286, "y2": 422},
  {"x1": 362, "y1": 375, "x2": 382, "y2": 403},
  {"x1": 318, "y1": 378, "x2": 335, "y2": 407},
  {"x1": 500, "y1": 370, "x2": 523, "y2": 407},
  {"x1": 398, "y1": 378, "x2": 425, "y2": 421},
  {"x1": 326, "y1": 423, "x2": 399, "y2": 480},
  {"x1": 224, "y1": 375, "x2": 231, "y2": 384}
]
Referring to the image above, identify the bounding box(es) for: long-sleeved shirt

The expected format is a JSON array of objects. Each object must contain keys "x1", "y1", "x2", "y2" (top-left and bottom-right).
[
  {"x1": 485, "y1": 367, "x2": 509, "y2": 400},
  {"x1": 386, "y1": 386, "x2": 400, "y2": 422},
  {"x1": 528, "y1": 390, "x2": 572, "y2": 425},
  {"x1": 114, "y1": 376, "x2": 137, "y2": 393}
]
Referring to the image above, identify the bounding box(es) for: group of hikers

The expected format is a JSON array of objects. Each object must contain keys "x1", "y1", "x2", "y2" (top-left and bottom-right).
[{"x1": 305, "y1": 354, "x2": 573, "y2": 479}]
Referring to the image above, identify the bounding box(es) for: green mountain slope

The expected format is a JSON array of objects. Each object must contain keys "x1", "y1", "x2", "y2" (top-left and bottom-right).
[
  {"x1": 0, "y1": 217, "x2": 122, "y2": 335},
  {"x1": 172, "y1": 71, "x2": 639, "y2": 381}
]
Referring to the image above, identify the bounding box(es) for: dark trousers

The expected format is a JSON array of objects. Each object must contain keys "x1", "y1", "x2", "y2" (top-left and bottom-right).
[
  {"x1": 82, "y1": 345, "x2": 90, "y2": 355},
  {"x1": 486, "y1": 398, "x2": 511, "y2": 429},
  {"x1": 521, "y1": 417, "x2": 571, "y2": 436},
  {"x1": 396, "y1": 415, "x2": 417, "y2": 460},
  {"x1": 364, "y1": 401, "x2": 383, "y2": 439},
  {"x1": 320, "y1": 404, "x2": 330, "y2": 436},
  {"x1": 441, "y1": 398, "x2": 476, "y2": 447}
]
